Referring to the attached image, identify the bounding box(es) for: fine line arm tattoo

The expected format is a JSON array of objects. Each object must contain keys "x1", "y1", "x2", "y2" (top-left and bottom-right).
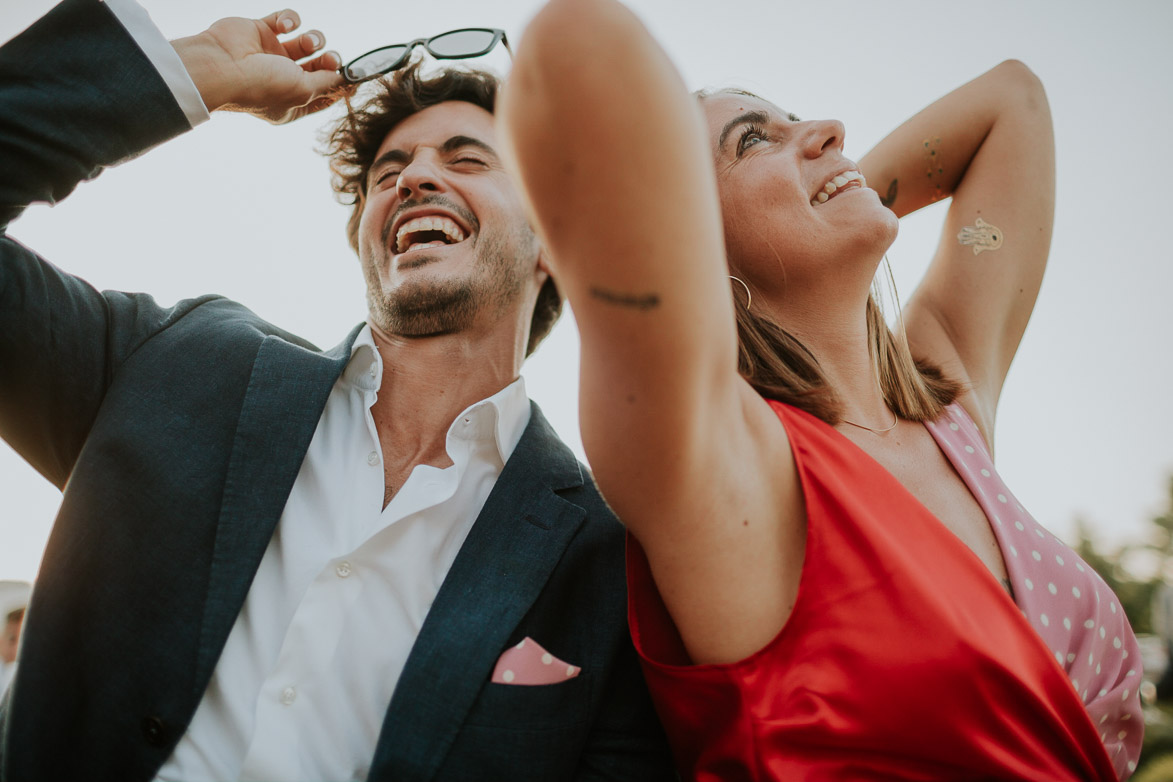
[
  {"x1": 924, "y1": 136, "x2": 944, "y2": 201},
  {"x1": 880, "y1": 178, "x2": 898, "y2": 209},
  {"x1": 589, "y1": 286, "x2": 661, "y2": 311}
]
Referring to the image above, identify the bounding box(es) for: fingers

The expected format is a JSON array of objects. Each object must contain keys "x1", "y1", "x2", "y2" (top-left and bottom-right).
[
  {"x1": 260, "y1": 9, "x2": 300, "y2": 35},
  {"x1": 262, "y1": 10, "x2": 334, "y2": 67},
  {"x1": 301, "y1": 48, "x2": 341, "y2": 73},
  {"x1": 283, "y1": 30, "x2": 325, "y2": 61}
]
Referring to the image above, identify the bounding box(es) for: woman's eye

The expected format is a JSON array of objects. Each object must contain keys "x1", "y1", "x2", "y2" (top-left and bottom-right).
[{"x1": 737, "y1": 126, "x2": 767, "y2": 155}]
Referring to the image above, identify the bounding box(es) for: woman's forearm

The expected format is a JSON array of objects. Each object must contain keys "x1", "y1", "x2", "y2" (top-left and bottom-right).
[
  {"x1": 499, "y1": 0, "x2": 739, "y2": 517},
  {"x1": 859, "y1": 60, "x2": 1048, "y2": 219}
]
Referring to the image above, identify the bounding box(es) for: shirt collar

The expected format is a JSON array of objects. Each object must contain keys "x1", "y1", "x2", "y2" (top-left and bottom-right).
[
  {"x1": 340, "y1": 325, "x2": 381, "y2": 391},
  {"x1": 344, "y1": 325, "x2": 530, "y2": 463},
  {"x1": 446, "y1": 375, "x2": 530, "y2": 464}
]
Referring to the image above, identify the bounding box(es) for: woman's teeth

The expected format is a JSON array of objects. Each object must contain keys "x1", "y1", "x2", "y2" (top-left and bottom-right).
[{"x1": 812, "y1": 170, "x2": 866, "y2": 206}]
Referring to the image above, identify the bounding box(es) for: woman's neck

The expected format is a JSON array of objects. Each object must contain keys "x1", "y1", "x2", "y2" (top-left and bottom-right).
[{"x1": 759, "y1": 290, "x2": 893, "y2": 429}]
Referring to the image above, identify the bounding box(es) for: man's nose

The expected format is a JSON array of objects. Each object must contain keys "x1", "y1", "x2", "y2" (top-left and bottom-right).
[{"x1": 396, "y1": 158, "x2": 445, "y2": 200}]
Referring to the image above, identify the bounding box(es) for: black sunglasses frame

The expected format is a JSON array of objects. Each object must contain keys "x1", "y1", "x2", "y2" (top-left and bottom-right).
[{"x1": 340, "y1": 28, "x2": 511, "y2": 84}]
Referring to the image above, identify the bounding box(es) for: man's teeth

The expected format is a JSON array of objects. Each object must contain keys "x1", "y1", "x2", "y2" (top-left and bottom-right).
[
  {"x1": 395, "y1": 215, "x2": 467, "y2": 253},
  {"x1": 812, "y1": 170, "x2": 867, "y2": 206}
]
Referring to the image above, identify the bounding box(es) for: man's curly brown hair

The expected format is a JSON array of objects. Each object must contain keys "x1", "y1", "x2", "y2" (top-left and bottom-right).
[{"x1": 322, "y1": 60, "x2": 561, "y2": 357}]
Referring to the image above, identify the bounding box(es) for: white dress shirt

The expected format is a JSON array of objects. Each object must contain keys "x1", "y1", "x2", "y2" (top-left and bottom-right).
[
  {"x1": 101, "y1": 9, "x2": 533, "y2": 779},
  {"x1": 150, "y1": 327, "x2": 528, "y2": 782}
]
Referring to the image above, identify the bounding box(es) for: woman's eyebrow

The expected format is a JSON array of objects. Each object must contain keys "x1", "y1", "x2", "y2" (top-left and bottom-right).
[{"x1": 717, "y1": 110, "x2": 771, "y2": 151}]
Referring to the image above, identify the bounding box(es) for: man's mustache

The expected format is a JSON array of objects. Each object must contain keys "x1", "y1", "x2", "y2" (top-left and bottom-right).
[{"x1": 381, "y1": 195, "x2": 480, "y2": 249}]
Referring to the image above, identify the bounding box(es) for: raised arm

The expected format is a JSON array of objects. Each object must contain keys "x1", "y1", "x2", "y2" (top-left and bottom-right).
[
  {"x1": 0, "y1": 1, "x2": 341, "y2": 483},
  {"x1": 500, "y1": 0, "x2": 803, "y2": 665},
  {"x1": 859, "y1": 61, "x2": 1055, "y2": 447}
]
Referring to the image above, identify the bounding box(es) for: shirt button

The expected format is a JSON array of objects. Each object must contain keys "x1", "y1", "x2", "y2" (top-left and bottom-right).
[
  {"x1": 367, "y1": 451, "x2": 380, "y2": 466},
  {"x1": 369, "y1": 366, "x2": 378, "y2": 381},
  {"x1": 335, "y1": 561, "x2": 353, "y2": 578},
  {"x1": 280, "y1": 686, "x2": 297, "y2": 706}
]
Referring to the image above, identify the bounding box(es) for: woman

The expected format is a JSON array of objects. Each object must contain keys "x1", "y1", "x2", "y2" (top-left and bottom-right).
[{"x1": 499, "y1": 0, "x2": 1140, "y2": 778}]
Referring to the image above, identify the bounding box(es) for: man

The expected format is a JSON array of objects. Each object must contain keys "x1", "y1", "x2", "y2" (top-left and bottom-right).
[
  {"x1": 0, "y1": 609, "x2": 23, "y2": 695},
  {"x1": 0, "y1": 581, "x2": 30, "y2": 695},
  {"x1": 0, "y1": 1, "x2": 671, "y2": 780}
]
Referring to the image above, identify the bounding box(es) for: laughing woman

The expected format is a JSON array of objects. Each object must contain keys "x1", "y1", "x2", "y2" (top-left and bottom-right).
[{"x1": 499, "y1": 0, "x2": 1141, "y2": 779}]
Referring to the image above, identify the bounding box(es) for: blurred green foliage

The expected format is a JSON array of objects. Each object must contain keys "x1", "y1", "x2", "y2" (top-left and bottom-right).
[
  {"x1": 1133, "y1": 748, "x2": 1173, "y2": 782},
  {"x1": 1075, "y1": 476, "x2": 1173, "y2": 636},
  {"x1": 1075, "y1": 475, "x2": 1173, "y2": 777},
  {"x1": 1075, "y1": 518, "x2": 1157, "y2": 636}
]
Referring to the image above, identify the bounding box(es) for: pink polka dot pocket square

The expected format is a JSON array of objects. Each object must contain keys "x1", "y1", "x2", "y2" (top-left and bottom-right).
[{"x1": 491, "y1": 636, "x2": 581, "y2": 685}]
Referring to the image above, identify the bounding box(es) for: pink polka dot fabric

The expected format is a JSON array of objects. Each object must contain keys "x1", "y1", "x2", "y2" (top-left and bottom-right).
[
  {"x1": 925, "y1": 404, "x2": 1142, "y2": 778},
  {"x1": 490, "y1": 636, "x2": 581, "y2": 686}
]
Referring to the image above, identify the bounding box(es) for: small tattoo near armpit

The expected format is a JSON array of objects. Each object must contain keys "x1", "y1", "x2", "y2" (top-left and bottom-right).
[
  {"x1": 589, "y1": 287, "x2": 661, "y2": 310},
  {"x1": 880, "y1": 178, "x2": 898, "y2": 209},
  {"x1": 957, "y1": 217, "x2": 1003, "y2": 255}
]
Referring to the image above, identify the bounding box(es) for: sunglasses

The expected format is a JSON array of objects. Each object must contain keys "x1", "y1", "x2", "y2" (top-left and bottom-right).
[{"x1": 340, "y1": 28, "x2": 512, "y2": 84}]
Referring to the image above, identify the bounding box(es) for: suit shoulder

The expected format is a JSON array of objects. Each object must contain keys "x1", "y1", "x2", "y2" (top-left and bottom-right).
[
  {"x1": 109, "y1": 289, "x2": 320, "y2": 352},
  {"x1": 568, "y1": 462, "x2": 624, "y2": 533}
]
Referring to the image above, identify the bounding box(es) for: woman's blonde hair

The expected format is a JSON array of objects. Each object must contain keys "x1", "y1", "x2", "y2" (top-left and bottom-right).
[{"x1": 732, "y1": 280, "x2": 961, "y2": 424}]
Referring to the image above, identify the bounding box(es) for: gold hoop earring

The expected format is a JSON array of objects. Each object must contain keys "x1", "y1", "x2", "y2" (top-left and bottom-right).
[{"x1": 729, "y1": 275, "x2": 752, "y2": 311}]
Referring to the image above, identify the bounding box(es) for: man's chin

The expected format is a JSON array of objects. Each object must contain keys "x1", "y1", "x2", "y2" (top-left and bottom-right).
[{"x1": 368, "y1": 282, "x2": 476, "y2": 338}]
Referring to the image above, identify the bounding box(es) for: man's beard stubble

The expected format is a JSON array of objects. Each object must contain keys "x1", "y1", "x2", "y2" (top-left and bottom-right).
[
  {"x1": 365, "y1": 224, "x2": 532, "y2": 339},
  {"x1": 368, "y1": 270, "x2": 477, "y2": 337}
]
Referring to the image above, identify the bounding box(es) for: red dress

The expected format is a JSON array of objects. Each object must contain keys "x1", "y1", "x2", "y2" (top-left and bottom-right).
[{"x1": 627, "y1": 401, "x2": 1121, "y2": 781}]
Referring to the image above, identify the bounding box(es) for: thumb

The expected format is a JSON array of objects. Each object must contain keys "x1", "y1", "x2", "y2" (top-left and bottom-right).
[
  {"x1": 303, "y1": 66, "x2": 345, "y2": 96},
  {"x1": 301, "y1": 67, "x2": 347, "y2": 110},
  {"x1": 300, "y1": 50, "x2": 344, "y2": 99}
]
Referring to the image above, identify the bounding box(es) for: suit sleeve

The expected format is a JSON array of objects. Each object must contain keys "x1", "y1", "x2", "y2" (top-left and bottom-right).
[{"x1": 0, "y1": 0, "x2": 198, "y2": 487}]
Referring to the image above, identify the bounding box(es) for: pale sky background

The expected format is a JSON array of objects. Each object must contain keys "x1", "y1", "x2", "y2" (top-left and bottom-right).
[{"x1": 1, "y1": 0, "x2": 1171, "y2": 584}]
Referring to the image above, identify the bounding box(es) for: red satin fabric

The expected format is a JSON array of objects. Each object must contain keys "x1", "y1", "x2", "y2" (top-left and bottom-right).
[{"x1": 627, "y1": 401, "x2": 1118, "y2": 781}]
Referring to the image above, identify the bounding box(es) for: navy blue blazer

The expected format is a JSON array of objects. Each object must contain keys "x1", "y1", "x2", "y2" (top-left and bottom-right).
[{"x1": 0, "y1": 2, "x2": 672, "y2": 780}]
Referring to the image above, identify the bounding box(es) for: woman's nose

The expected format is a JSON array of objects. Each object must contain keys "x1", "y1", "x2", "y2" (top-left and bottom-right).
[{"x1": 803, "y1": 119, "x2": 846, "y2": 158}]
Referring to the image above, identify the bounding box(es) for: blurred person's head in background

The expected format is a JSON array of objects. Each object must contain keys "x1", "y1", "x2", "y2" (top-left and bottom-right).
[
  {"x1": 3, "y1": 608, "x2": 25, "y2": 664},
  {"x1": 0, "y1": 581, "x2": 31, "y2": 664}
]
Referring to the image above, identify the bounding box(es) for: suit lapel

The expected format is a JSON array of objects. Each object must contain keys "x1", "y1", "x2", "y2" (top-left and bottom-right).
[
  {"x1": 193, "y1": 326, "x2": 362, "y2": 693},
  {"x1": 370, "y1": 404, "x2": 586, "y2": 780}
]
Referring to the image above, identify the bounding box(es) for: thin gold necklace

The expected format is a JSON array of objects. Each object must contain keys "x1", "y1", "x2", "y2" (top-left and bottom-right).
[{"x1": 839, "y1": 411, "x2": 899, "y2": 434}]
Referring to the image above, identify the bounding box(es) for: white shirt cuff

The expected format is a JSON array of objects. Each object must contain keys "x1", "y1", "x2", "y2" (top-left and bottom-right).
[{"x1": 102, "y1": 0, "x2": 210, "y2": 128}]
